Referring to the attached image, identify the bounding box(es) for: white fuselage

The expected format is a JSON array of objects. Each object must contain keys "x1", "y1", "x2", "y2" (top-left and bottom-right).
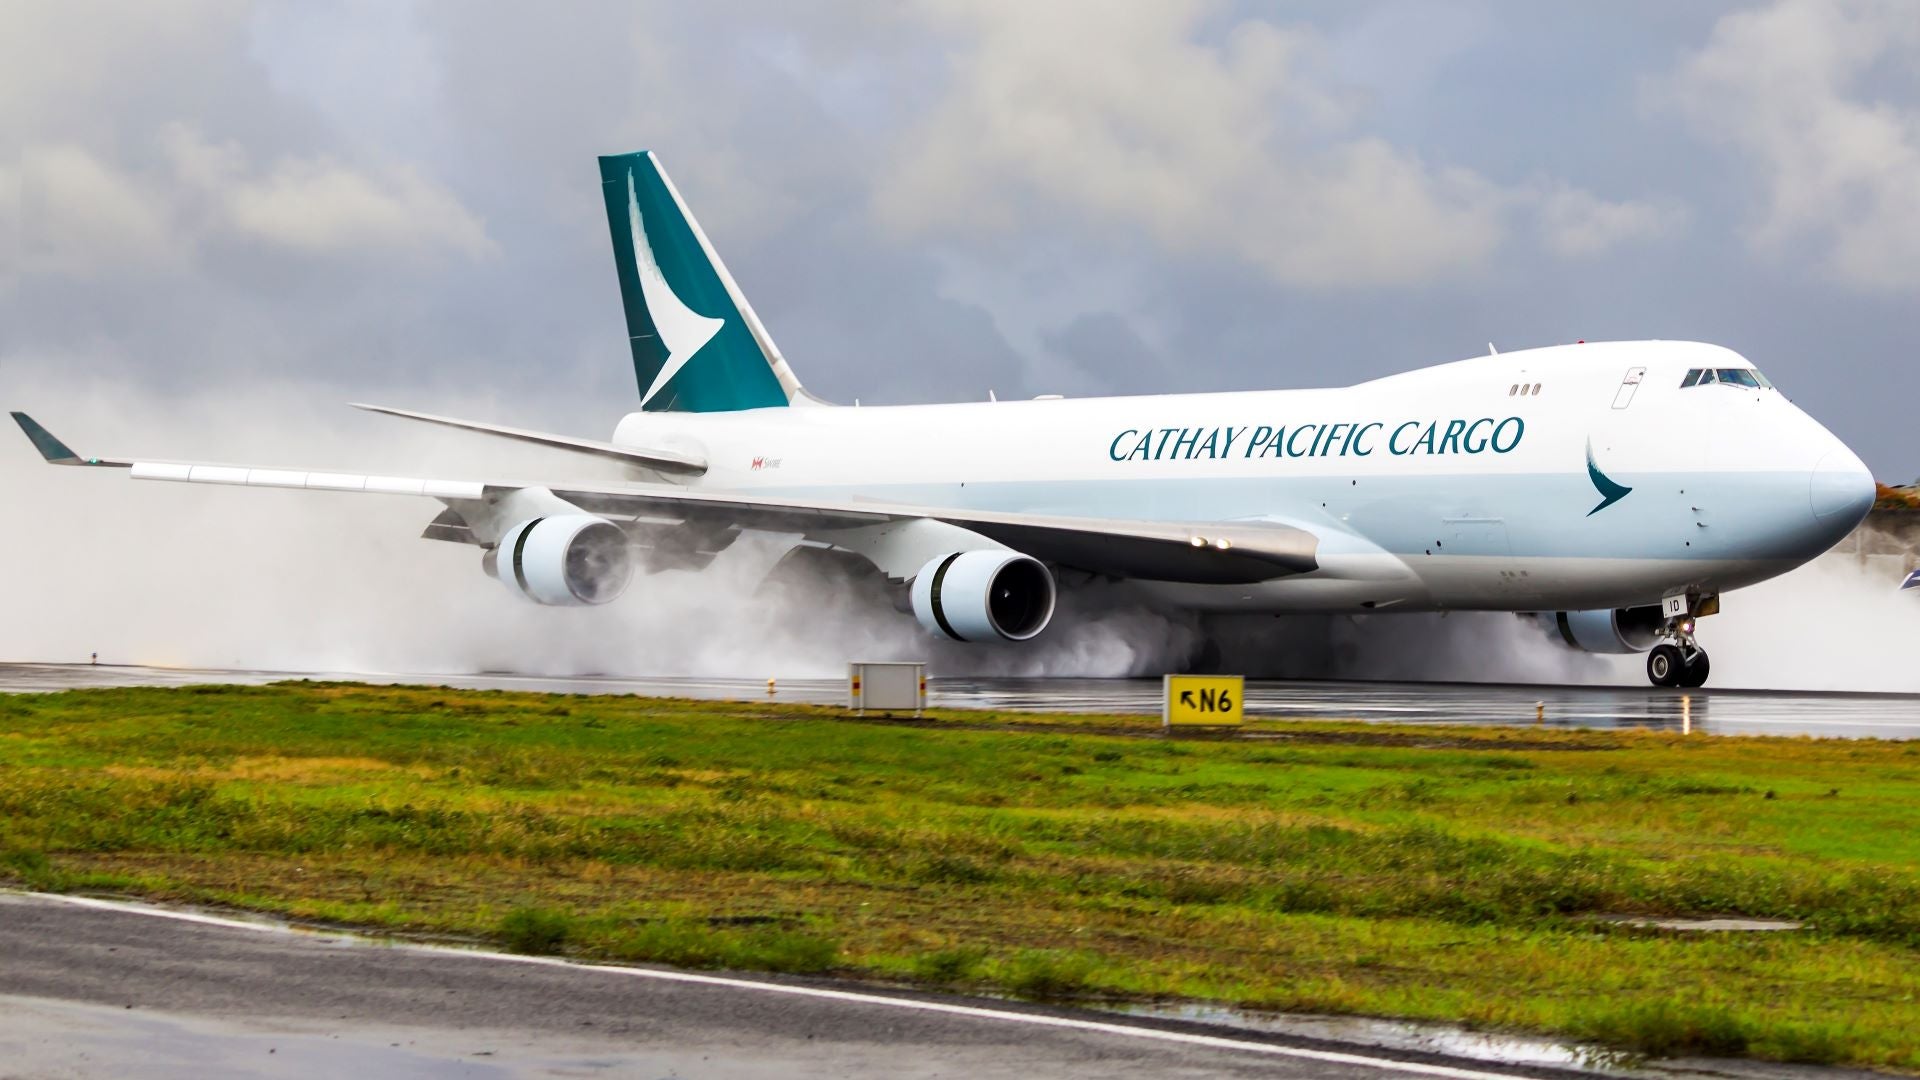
[{"x1": 611, "y1": 341, "x2": 1874, "y2": 615}]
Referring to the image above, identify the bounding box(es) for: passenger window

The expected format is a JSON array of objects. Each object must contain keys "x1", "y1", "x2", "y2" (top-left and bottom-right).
[
  {"x1": 1531, "y1": 383, "x2": 1542, "y2": 395},
  {"x1": 1680, "y1": 369, "x2": 1701, "y2": 388},
  {"x1": 1509, "y1": 384, "x2": 1518, "y2": 396}
]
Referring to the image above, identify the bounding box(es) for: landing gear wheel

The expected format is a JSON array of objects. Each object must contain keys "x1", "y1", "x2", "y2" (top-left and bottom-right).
[
  {"x1": 1647, "y1": 644, "x2": 1682, "y2": 688},
  {"x1": 1678, "y1": 650, "x2": 1710, "y2": 689}
]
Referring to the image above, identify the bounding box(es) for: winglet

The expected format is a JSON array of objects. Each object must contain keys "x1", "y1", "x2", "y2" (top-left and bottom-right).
[
  {"x1": 9, "y1": 412, "x2": 127, "y2": 467},
  {"x1": 11, "y1": 412, "x2": 84, "y2": 463}
]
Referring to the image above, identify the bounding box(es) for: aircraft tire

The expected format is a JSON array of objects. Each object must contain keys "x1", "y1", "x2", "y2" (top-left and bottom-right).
[
  {"x1": 1646, "y1": 644, "x2": 1682, "y2": 688},
  {"x1": 1678, "y1": 650, "x2": 1711, "y2": 689}
]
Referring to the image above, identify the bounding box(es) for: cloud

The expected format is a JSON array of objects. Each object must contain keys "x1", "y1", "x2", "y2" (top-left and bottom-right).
[
  {"x1": 4, "y1": 144, "x2": 179, "y2": 278},
  {"x1": 874, "y1": 0, "x2": 1672, "y2": 287},
  {"x1": 162, "y1": 125, "x2": 497, "y2": 260},
  {"x1": 1534, "y1": 184, "x2": 1687, "y2": 258},
  {"x1": 1661, "y1": 0, "x2": 1920, "y2": 288},
  {"x1": 1, "y1": 129, "x2": 494, "y2": 285}
]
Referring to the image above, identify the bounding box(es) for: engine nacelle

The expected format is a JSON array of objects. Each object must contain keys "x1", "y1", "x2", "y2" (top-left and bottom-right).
[
  {"x1": 910, "y1": 551, "x2": 1055, "y2": 642},
  {"x1": 1539, "y1": 605, "x2": 1664, "y2": 654},
  {"x1": 482, "y1": 515, "x2": 633, "y2": 606}
]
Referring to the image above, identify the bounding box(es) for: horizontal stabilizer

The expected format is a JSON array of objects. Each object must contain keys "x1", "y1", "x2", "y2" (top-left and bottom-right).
[{"x1": 351, "y1": 403, "x2": 706, "y2": 476}]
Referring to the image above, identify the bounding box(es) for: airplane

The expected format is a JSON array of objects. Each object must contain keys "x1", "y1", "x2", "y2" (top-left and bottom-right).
[{"x1": 11, "y1": 150, "x2": 1878, "y2": 688}]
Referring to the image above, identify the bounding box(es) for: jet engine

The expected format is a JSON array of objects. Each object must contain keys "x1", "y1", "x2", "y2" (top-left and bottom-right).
[
  {"x1": 910, "y1": 551, "x2": 1056, "y2": 642},
  {"x1": 1538, "y1": 605, "x2": 1664, "y2": 654},
  {"x1": 482, "y1": 515, "x2": 633, "y2": 606}
]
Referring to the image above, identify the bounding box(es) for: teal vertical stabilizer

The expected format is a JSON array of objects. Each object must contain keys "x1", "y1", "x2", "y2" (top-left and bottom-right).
[{"x1": 598, "y1": 151, "x2": 795, "y2": 413}]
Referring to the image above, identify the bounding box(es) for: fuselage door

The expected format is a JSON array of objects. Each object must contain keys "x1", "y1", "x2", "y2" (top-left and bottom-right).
[{"x1": 1611, "y1": 366, "x2": 1647, "y2": 410}]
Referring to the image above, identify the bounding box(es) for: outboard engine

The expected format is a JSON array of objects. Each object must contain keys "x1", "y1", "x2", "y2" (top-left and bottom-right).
[
  {"x1": 910, "y1": 551, "x2": 1056, "y2": 642},
  {"x1": 1538, "y1": 606, "x2": 1664, "y2": 654},
  {"x1": 482, "y1": 515, "x2": 633, "y2": 606}
]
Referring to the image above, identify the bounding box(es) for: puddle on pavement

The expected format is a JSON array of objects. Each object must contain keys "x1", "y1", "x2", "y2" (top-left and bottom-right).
[{"x1": 1108, "y1": 1002, "x2": 1627, "y2": 1072}]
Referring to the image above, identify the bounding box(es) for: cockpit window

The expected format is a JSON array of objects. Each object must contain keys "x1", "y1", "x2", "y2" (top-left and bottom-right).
[{"x1": 1681, "y1": 367, "x2": 1773, "y2": 390}]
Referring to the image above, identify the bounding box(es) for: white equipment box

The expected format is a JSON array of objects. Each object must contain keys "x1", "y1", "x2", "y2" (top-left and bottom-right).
[{"x1": 848, "y1": 661, "x2": 927, "y2": 715}]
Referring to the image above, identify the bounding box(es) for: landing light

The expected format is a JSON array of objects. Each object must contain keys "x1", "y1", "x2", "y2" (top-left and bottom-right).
[
  {"x1": 1215, "y1": 538, "x2": 1232, "y2": 551},
  {"x1": 1189, "y1": 536, "x2": 1207, "y2": 548},
  {"x1": 1680, "y1": 618, "x2": 1695, "y2": 634}
]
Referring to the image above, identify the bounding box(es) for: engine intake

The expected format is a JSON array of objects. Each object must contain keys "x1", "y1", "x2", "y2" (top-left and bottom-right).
[
  {"x1": 1539, "y1": 605, "x2": 1664, "y2": 654},
  {"x1": 910, "y1": 551, "x2": 1055, "y2": 642},
  {"x1": 484, "y1": 515, "x2": 633, "y2": 606}
]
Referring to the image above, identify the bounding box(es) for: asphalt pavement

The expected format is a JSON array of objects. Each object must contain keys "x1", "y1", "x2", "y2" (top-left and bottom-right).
[{"x1": 0, "y1": 892, "x2": 1573, "y2": 1080}]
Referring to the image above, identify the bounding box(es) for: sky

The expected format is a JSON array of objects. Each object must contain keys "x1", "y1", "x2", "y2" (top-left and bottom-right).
[{"x1": 2, "y1": 0, "x2": 1917, "y2": 476}]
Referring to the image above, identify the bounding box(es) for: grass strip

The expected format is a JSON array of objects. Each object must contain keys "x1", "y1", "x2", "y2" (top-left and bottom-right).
[{"x1": 2, "y1": 682, "x2": 1918, "y2": 1069}]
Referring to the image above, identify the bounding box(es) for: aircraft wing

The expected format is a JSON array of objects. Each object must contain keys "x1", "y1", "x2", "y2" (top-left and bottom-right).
[
  {"x1": 540, "y1": 480, "x2": 1319, "y2": 584},
  {"x1": 11, "y1": 412, "x2": 1318, "y2": 584}
]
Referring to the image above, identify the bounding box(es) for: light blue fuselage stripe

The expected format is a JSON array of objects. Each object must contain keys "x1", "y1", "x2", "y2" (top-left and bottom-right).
[{"x1": 744, "y1": 471, "x2": 1838, "y2": 565}]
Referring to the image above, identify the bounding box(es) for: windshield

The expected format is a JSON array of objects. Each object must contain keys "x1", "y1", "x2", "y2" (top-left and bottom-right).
[{"x1": 1680, "y1": 367, "x2": 1772, "y2": 390}]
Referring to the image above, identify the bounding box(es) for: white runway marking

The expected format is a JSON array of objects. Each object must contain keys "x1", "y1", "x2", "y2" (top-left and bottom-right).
[{"x1": 23, "y1": 892, "x2": 1531, "y2": 1080}]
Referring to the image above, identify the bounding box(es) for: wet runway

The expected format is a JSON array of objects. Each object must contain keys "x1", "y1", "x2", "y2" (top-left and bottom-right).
[
  {"x1": 0, "y1": 892, "x2": 1577, "y2": 1080},
  {"x1": 3, "y1": 662, "x2": 1918, "y2": 739}
]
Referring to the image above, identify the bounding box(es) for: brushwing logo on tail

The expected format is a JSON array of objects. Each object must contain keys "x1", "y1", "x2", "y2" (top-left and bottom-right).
[
  {"x1": 628, "y1": 169, "x2": 723, "y2": 408},
  {"x1": 1586, "y1": 439, "x2": 1633, "y2": 516}
]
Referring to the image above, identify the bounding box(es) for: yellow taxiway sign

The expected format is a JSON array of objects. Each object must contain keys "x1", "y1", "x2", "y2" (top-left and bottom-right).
[{"x1": 1163, "y1": 674, "x2": 1244, "y2": 727}]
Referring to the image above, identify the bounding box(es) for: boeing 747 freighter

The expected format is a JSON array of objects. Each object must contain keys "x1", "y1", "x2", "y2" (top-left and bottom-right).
[{"x1": 13, "y1": 151, "x2": 1877, "y2": 687}]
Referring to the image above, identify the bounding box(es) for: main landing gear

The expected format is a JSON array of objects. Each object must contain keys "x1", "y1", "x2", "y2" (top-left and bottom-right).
[{"x1": 1646, "y1": 615, "x2": 1710, "y2": 689}]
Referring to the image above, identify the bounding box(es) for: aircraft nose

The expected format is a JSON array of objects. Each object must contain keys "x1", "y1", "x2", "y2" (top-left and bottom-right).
[{"x1": 1810, "y1": 445, "x2": 1874, "y2": 524}]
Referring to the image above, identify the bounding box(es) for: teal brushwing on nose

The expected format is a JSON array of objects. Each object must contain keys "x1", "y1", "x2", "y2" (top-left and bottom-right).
[{"x1": 1585, "y1": 439, "x2": 1633, "y2": 516}]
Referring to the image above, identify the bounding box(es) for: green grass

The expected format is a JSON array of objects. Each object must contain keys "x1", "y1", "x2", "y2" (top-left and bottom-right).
[{"x1": 3, "y1": 682, "x2": 1920, "y2": 1068}]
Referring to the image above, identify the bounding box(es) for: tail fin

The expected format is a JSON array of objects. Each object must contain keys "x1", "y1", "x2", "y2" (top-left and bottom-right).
[{"x1": 598, "y1": 151, "x2": 804, "y2": 412}]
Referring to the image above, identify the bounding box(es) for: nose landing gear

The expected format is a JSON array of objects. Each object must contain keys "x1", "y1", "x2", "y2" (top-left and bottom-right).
[{"x1": 1647, "y1": 615, "x2": 1710, "y2": 688}]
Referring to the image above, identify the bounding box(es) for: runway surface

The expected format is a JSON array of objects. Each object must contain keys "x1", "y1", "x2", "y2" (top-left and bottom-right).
[
  {"x1": 0, "y1": 891, "x2": 1591, "y2": 1080},
  {"x1": 3, "y1": 662, "x2": 1918, "y2": 739}
]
